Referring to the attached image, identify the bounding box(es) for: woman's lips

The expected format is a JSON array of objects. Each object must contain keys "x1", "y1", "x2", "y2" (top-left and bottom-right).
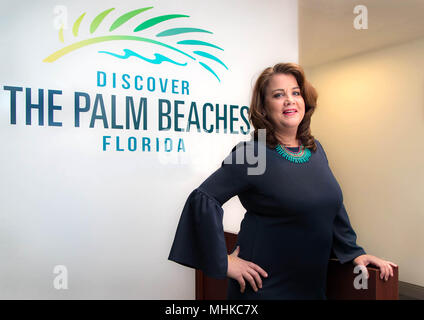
[{"x1": 283, "y1": 110, "x2": 297, "y2": 117}]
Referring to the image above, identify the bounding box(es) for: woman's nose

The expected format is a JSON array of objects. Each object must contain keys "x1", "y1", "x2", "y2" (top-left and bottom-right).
[{"x1": 284, "y1": 95, "x2": 294, "y2": 105}]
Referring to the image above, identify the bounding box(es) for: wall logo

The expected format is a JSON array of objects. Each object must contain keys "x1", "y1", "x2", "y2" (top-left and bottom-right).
[{"x1": 44, "y1": 7, "x2": 228, "y2": 82}]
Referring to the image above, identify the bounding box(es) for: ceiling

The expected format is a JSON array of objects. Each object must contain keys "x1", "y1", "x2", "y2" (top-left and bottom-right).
[{"x1": 299, "y1": 0, "x2": 424, "y2": 67}]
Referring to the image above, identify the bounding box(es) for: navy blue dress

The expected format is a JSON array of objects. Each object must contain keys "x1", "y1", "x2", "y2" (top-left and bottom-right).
[{"x1": 168, "y1": 139, "x2": 366, "y2": 300}]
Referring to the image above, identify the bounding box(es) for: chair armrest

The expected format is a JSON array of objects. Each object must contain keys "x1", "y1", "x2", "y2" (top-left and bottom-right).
[{"x1": 326, "y1": 258, "x2": 399, "y2": 300}]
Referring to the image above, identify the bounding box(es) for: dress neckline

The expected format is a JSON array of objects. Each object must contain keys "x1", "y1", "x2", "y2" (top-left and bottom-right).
[
  {"x1": 273, "y1": 144, "x2": 312, "y2": 163},
  {"x1": 285, "y1": 146, "x2": 300, "y2": 151}
]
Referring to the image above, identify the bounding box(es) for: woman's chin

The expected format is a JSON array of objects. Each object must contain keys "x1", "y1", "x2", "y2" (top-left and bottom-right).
[{"x1": 280, "y1": 120, "x2": 301, "y2": 128}]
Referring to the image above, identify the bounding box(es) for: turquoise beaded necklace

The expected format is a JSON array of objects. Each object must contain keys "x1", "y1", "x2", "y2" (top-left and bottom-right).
[{"x1": 275, "y1": 144, "x2": 311, "y2": 163}]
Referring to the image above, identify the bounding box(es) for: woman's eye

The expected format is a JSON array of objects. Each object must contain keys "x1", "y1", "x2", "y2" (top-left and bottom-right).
[{"x1": 274, "y1": 91, "x2": 300, "y2": 98}]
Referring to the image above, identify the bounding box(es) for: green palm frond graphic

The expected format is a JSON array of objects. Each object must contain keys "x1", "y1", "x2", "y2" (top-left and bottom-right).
[{"x1": 43, "y1": 7, "x2": 228, "y2": 82}]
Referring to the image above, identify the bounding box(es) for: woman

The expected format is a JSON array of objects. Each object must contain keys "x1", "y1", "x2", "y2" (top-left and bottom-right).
[{"x1": 168, "y1": 62, "x2": 397, "y2": 299}]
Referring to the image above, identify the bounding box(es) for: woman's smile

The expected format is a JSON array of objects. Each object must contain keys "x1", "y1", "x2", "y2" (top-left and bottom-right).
[{"x1": 282, "y1": 109, "x2": 298, "y2": 117}]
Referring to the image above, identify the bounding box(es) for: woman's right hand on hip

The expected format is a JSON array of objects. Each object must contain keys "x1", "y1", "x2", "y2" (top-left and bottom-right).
[{"x1": 227, "y1": 246, "x2": 268, "y2": 293}]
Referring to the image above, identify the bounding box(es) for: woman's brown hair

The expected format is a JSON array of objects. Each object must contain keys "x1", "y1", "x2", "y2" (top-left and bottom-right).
[{"x1": 249, "y1": 62, "x2": 318, "y2": 152}]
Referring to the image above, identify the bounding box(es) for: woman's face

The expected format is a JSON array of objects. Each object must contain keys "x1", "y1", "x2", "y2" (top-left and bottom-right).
[{"x1": 264, "y1": 73, "x2": 305, "y2": 131}]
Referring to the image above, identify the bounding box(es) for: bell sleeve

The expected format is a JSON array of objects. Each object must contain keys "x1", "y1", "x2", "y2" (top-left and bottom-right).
[
  {"x1": 332, "y1": 203, "x2": 366, "y2": 264},
  {"x1": 315, "y1": 139, "x2": 367, "y2": 264},
  {"x1": 168, "y1": 141, "x2": 253, "y2": 279}
]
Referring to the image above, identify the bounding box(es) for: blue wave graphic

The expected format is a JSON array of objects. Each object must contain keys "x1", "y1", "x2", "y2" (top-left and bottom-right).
[
  {"x1": 98, "y1": 49, "x2": 188, "y2": 66},
  {"x1": 199, "y1": 61, "x2": 220, "y2": 82}
]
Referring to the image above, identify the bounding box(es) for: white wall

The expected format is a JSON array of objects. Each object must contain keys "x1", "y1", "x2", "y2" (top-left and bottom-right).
[
  {"x1": 306, "y1": 37, "x2": 424, "y2": 287},
  {"x1": 0, "y1": 0, "x2": 298, "y2": 298}
]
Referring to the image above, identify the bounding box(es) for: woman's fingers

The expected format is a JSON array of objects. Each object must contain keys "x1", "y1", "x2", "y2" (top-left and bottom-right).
[
  {"x1": 378, "y1": 261, "x2": 385, "y2": 279},
  {"x1": 379, "y1": 262, "x2": 388, "y2": 280},
  {"x1": 358, "y1": 256, "x2": 397, "y2": 282},
  {"x1": 237, "y1": 276, "x2": 245, "y2": 293},
  {"x1": 385, "y1": 263, "x2": 391, "y2": 280},
  {"x1": 383, "y1": 265, "x2": 390, "y2": 280},
  {"x1": 243, "y1": 271, "x2": 258, "y2": 292},
  {"x1": 247, "y1": 267, "x2": 262, "y2": 289},
  {"x1": 385, "y1": 260, "x2": 398, "y2": 280},
  {"x1": 248, "y1": 262, "x2": 268, "y2": 278},
  {"x1": 229, "y1": 249, "x2": 268, "y2": 293},
  {"x1": 389, "y1": 264, "x2": 394, "y2": 278},
  {"x1": 386, "y1": 265, "x2": 392, "y2": 280},
  {"x1": 378, "y1": 261, "x2": 393, "y2": 281},
  {"x1": 239, "y1": 264, "x2": 266, "y2": 293}
]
